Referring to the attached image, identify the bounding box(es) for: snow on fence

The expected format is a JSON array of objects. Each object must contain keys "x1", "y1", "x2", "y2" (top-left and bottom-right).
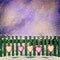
[{"x1": 0, "y1": 35, "x2": 60, "y2": 57}]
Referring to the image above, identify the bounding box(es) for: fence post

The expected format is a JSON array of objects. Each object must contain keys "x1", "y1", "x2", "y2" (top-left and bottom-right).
[
  {"x1": 29, "y1": 36, "x2": 32, "y2": 56},
  {"x1": 8, "y1": 36, "x2": 10, "y2": 56},
  {"x1": 37, "y1": 36, "x2": 40, "y2": 56},
  {"x1": 25, "y1": 36, "x2": 28, "y2": 56},
  {"x1": 54, "y1": 36, "x2": 56, "y2": 56},
  {"x1": 12, "y1": 36, "x2": 14, "y2": 56},
  {"x1": 20, "y1": 36, "x2": 22, "y2": 55},
  {"x1": 58, "y1": 36, "x2": 60, "y2": 57},
  {"x1": 42, "y1": 36, "x2": 44, "y2": 56},
  {"x1": 46, "y1": 36, "x2": 48, "y2": 56},
  {"x1": 16, "y1": 36, "x2": 18, "y2": 56},
  {"x1": 50, "y1": 36, "x2": 52, "y2": 56},
  {"x1": 4, "y1": 35, "x2": 6, "y2": 56},
  {"x1": 33, "y1": 36, "x2": 36, "y2": 56},
  {"x1": 0, "y1": 35, "x2": 2, "y2": 57}
]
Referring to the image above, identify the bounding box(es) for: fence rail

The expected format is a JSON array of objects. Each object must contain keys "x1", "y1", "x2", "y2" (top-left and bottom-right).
[{"x1": 0, "y1": 35, "x2": 60, "y2": 57}]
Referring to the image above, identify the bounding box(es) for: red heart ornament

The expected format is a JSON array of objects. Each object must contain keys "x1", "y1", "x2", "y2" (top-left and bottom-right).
[
  {"x1": 36, "y1": 46, "x2": 42, "y2": 53},
  {"x1": 18, "y1": 46, "x2": 24, "y2": 52}
]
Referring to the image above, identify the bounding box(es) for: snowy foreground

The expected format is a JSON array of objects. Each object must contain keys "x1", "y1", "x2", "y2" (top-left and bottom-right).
[{"x1": 0, "y1": 56, "x2": 60, "y2": 60}]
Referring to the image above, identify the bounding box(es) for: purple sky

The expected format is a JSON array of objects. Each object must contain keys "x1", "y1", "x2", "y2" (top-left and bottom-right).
[{"x1": 0, "y1": 0, "x2": 60, "y2": 36}]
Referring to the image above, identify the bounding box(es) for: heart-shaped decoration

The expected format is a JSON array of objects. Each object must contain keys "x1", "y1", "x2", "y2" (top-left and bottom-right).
[
  {"x1": 27, "y1": 46, "x2": 33, "y2": 52},
  {"x1": 36, "y1": 46, "x2": 42, "y2": 53},
  {"x1": 18, "y1": 46, "x2": 24, "y2": 52},
  {"x1": 6, "y1": 45, "x2": 12, "y2": 52},
  {"x1": 48, "y1": 45, "x2": 54, "y2": 52}
]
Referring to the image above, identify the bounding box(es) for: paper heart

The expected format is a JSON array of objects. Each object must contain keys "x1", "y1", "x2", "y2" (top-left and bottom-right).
[
  {"x1": 27, "y1": 46, "x2": 33, "y2": 52},
  {"x1": 18, "y1": 46, "x2": 24, "y2": 52},
  {"x1": 48, "y1": 45, "x2": 54, "y2": 52},
  {"x1": 36, "y1": 46, "x2": 42, "y2": 53},
  {"x1": 6, "y1": 45, "x2": 12, "y2": 52}
]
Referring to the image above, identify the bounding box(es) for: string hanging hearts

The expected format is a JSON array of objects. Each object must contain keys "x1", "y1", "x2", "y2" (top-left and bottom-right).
[
  {"x1": 6, "y1": 45, "x2": 12, "y2": 52},
  {"x1": 27, "y1": 46, "x2": 33, "y2": 52},
  {"x1": 18, "y1": 46, "x2": 24, "y2": 52}
]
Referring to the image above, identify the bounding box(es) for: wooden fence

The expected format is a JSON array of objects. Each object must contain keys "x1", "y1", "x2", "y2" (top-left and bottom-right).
[{"x1": 0, "y1": 35, "x2": 60, "y2": 57}]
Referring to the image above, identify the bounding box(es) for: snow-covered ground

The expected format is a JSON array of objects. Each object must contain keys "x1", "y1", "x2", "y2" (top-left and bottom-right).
[{"x1": 0, "y1": 56, "x2": 60, "y2": 60}]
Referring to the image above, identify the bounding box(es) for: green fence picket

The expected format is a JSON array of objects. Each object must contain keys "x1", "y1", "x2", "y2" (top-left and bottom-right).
[
  {"x1": 25, "y1": 36, "x2": 27, "y2": 56},
  {"x1": 33, "y1": 36, "x2": 36, "y2": 56},
  {"x1": 16, "y1": 36, "x2": 18, "y2": 56},
  {"x1": 29, "y1": 36, "x2": 32, "y2": 56},
  {"x1": 0, "y1": 35, "x2": 2, "y2": 57},
  {"x1": 20, "y1": 36, "x2": 22, "y2": 55},
  {"x1": 42, "y1": 36, "x2": 44, "y2": 55},
  {"x1": 50, "y1": 36, "x2": 52, "y2": 56},
  {"x1": 46, "y1": 36, "x2": 48, "y2": 56},
  {"x1": 4, "y1": 35, "x2": 6, "y2": 56},
  {"x1": 37, "y1": 36, "x2": 40, "y2": 56},
  {"x1": 0, "y1": 36, "x2": 60, "y2": 57},
  {"x1": 12, "y1": 36, "x2": 14, "y2": 56},
  {"x1": 54, "y1": 36, "x2": 56, "y2": 56},
  {"x1": 58, "y1": 36, "x2": 60, "y2": 57},
  {"x1": 8, "y1": 36, "x2": 10, "y2": 56}
]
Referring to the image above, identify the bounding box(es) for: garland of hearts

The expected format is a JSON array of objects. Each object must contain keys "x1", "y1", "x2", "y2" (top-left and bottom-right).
[
  {"x1": 6, "y1": 44, "x2": 54, "y2": 53},
  {"x1": 6, "y1": 36, "x2": 54, "y2": 53}
]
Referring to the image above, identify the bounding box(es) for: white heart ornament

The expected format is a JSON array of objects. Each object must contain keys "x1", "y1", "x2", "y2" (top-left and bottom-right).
[
  {"x1": 48, "y1": 45, "x2": 54, "y2": 52},
  {"x1": 27, "y1": 46, "x2": 33, "y2": 52},
  {"x1": 6, "y1": 45, "x2": 12, "y2": 52}
]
